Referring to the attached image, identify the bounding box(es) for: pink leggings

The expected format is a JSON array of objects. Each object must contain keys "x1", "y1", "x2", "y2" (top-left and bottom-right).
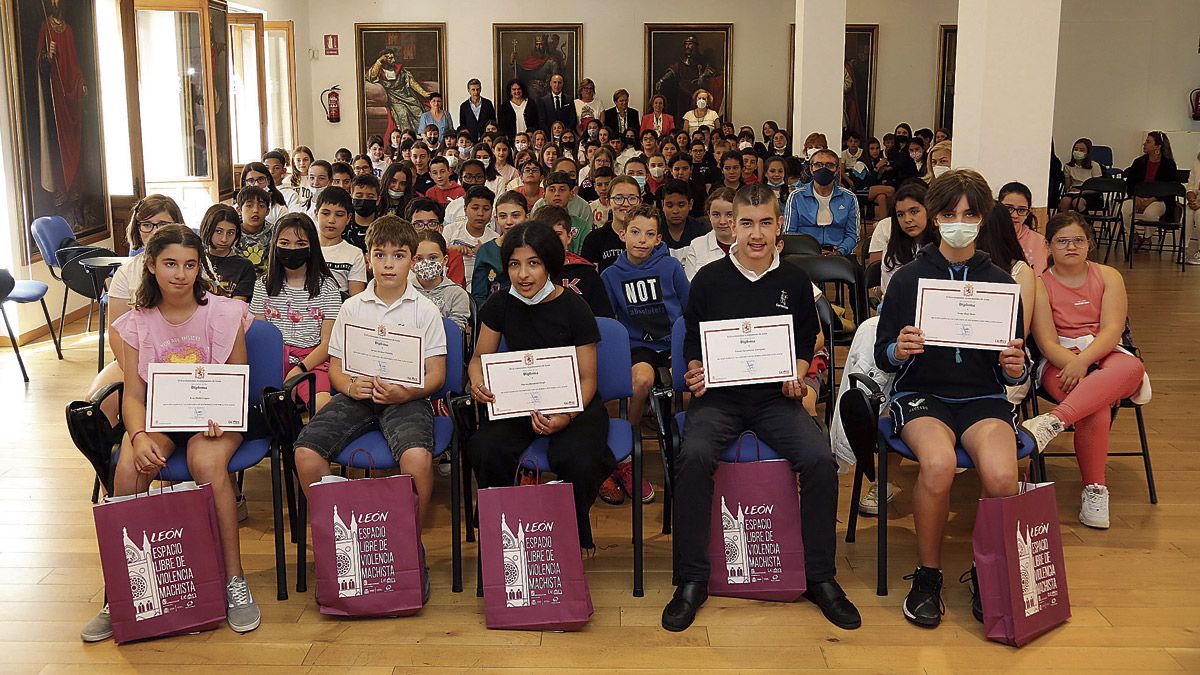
[{"x1": 1041, "y1": 352, "x2": 1144, "y2": 485}]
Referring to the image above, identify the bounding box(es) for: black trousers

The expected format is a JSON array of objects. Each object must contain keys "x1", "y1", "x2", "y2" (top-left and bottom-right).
[
  {"x1": 467, "y1": 398, "x2": 616, "y2": 548},
  {"x1": 672, "y1": 388, "x2": 839, "y2": 584}
]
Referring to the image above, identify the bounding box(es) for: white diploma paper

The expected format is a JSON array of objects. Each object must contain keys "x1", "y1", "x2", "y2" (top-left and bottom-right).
[
  {"x1": 146, "y1": 363, "x2": 250, "y2": 432},
  {"x1": 915, "y1": 279, "x2": 1020, "y2": 351},
  {"x1": 480, "y1": 346, "x2": 584, "y2": 420},
  {"x1": 342, "y1": 323, "x2": 425, "y2": 387},
  {"x1": 700, "y1": 314, "x2": 797, "y2": 388}
]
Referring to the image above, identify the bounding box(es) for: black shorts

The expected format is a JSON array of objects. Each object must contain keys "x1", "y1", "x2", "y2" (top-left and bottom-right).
[
  {"x1": 630, "y1": 347, "x2": 670, "y2": 370},
  {"x1": 889, "y1": 393, "x2": 1016, "y2": 440},
  {"x1": 162, "y1": 407, "x2": 267, "y2": 450}
]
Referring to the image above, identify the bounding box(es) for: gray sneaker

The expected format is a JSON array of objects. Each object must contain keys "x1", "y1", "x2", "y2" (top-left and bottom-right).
[
  {"x1": 236, "y1": 494, "x2": 248, "y2": 522},
  {"x1": 80, "y1": 604, "x2": 112, "y2": 642},
  {"x1": 1021, "y1": 413, "x2": 1066, "y2": 453},
  {"x1": 226, "y1": 576, "x2": 261, "y2": 633}
]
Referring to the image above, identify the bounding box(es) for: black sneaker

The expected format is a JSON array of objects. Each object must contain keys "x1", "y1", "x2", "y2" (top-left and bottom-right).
[
  {"x1": 960, "y1": 565, "x2": 983, "y2": 623},
  {"x1": 902, "y1": 566, "x2": 945, "y2": 628}
]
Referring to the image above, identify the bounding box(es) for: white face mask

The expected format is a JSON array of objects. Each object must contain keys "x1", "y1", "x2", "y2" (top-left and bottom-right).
[
  {"x1": 910, "y1": 152, "x2": 924, "y2": 162},
  {"x1": 696, "y1": 98, "x2": 707, "y2": 110},
  {"x1": 931, "y1": 164, "x2": 950, "y2": 178},
  {"x1": 508, "y1": 279, "x2": 554, "y2": 305},
  {"x1": 738, "y1": 141, "x2": 752, "y2": 151},
  {"x1": 479, "y1": 157, "x2": 491, "y2": 168},
  {"x1": 649, "y1": 166, "x2": 666, "y2": 179},
  {"x1": 1072, "y1": 150, "x2": 1086, "y2": 161},
  {"x1": 938, "y1": 221, "x2": 979, "y2": 248},
  {"x1": 459, "y1": 147, "x2": 471, "y2": 158},
  {"x1": 515, "y1": 142, "x2": 529, "y2": 152},
  {"x1": 805, "y1": 147, "x2": 819, "y2": 160}
]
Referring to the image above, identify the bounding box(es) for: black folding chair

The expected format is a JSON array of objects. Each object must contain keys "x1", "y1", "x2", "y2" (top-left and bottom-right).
[
  {"x1": 780, "y1": 233, "x2": 822, "y2": 257},
  {"x1": 1124, "y1": 181, "x2": 1187, "y2": 268},
  {"x1": 1076, "y1": 177, "x2": 1126, "y2": 262}
]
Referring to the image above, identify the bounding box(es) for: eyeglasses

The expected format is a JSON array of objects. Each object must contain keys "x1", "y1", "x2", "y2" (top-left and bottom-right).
[
  {"x1": 243, "y1": 176, "x2": 269, "y2": 187},
  {"x1": 810, "y1": 161, "x2": 838, "y2": 171},
  {"x1": 138, "y1": 220, "x2": 176, "y2": 233},
  {"x1": 610, "y1": 195, "x2": 640, "y2": 205},
  {"x1": 521, "y1": 167, "x2": 542, "y2": 175},
  {"x1": 1052, "y1": 236, "x2": 1088, "y2": 249},
  {"x1": 1005, "y1": 205, "x2": 1031, "y2": 217},
  {"x1": 411, "y1": 219, "x2": 441, "y2": 230}
]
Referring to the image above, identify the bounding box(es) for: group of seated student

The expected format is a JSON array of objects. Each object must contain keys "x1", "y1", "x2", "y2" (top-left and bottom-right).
[{"x1": 75, "y1": 73, "x2": 1154, "y2": 642}]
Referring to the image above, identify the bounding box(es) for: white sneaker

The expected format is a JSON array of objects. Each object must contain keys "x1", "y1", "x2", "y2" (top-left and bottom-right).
[
  {"x1": 1186, "y1": 251, "x2": 1200, "y2": 266},
  {"x1": 80, "y1": 604, "x2": 112, "y2": 642},
  {"x1": 858, "y1": 482, "x2": 897, "y2": 515},
  {"x1": 1021, "y1": 413, "x2": 1066, "y2": 452},
  {"x1": 436, "y1": 455, "x2": 452, "y2": 478},
  {"x1": 225, "y1": 576, "x2": 261, "y2": 633},
  {"x1": 236, "y1": 494, "x2": 248, "y2": 522},
  {"x1": 1079, "y1": 484, "x2": 1110, "y2": 529}
]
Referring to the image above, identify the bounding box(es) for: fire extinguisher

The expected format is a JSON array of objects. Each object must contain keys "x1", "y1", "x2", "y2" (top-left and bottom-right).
[
  {"x1": 1191, "y1": 88, "x2": 1200, "y2": 121},
  {"x1": 321, "y1": 85, "x2": 341, "y2": 123}
]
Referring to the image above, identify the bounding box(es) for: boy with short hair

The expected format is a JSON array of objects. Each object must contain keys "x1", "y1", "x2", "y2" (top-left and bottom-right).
[
  {"x1": 262, "y1": 150, "x2": 289, "y2": 189},
  {"x1": 345, "y1": 173, "x2": 381, "y2": 251},
  {"x1": 441, "y1": 185, "x2": 497, "y2": 292},
  {"x1": 669, "y1": 156, "x2": 707, "y2": 217},
  {"x1": 659, "y1": 179, "x2": 710, "y2": 250},
  {"x1": 537, "y1": 205, "x2": 612, "y2": 319},
  {"x1": 314, "y1": 186, "x2": 368, "y2": 297},
  {"x1": 443, "y1": 159, "x2": 488, "y2": 228},
  {"x1": 334, "y1": 147, "x2": 353, "y2": 163},
  {"x1": 537, "y1": 171, "x2": 592, "y2": 253},
  {"x1": 424, "y1": 156, "x2": 466, "y2": 207},
  {"x1": 589, "y1": 166, "x2": 615, "y2": 230},
  {"x1": 330, "y1": 161, "x2": 354, "y2": 190},
  {"x1": 235, "y1": 185, "x2": 274, "y2": 274},
  {"x1": 409, "y1": 143, "x2": 435, "y2": 195},
  {"x1": 405, "y1": 197, "x2": 466, "y2": 287},
  {"x1": 291, "y1": 216, "x2": 448, "y2": 583}
]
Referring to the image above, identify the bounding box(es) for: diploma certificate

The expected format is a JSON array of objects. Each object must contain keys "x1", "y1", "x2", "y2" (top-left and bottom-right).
[
  {"x1": 700, "y1": 315, "x2": 797, "y2": 388},
  {"x1": 480, "y1": 346, "x2": 584, "y2": 420},
  {"x1": 146, "y1": 363, "x2": 250, "y2": 432},
  {"x1": 915, "y1": 279, "x2": 1020, "y2": 351},
  {"x1": 342, "y1": 323, "x2": 425, "y2": 387}
]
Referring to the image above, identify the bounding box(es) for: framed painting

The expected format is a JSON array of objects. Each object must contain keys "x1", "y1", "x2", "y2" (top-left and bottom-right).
[
  {"x1": 493, "y1": 24, "x2": 582, "y2": 105},
  {"x1": 355, "y1": 23, "x2": 446, "y2": 149},
  {"x1": 843, "y1": 24, "x2": 877, "y2": 141},
  {"x1": 936, "y1": 25, "x2": 957, "y2": 133},
  {"x1": 2, "y1": 0, "x2": 109, "y2": 262},
  {"x1": 645, "y1": 23, "x2": 732, "y2": 122}
]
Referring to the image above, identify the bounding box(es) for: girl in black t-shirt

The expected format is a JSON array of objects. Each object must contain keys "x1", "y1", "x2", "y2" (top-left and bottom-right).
[
  {"x1": 200, "y1": 204, "x2": 256, "y2": 303},
  {"x1": 466, "y1": 222, "x2": 616, "y2": 548}
]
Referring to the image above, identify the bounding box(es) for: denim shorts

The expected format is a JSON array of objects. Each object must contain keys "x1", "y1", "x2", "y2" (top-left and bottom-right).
[{"x1": 294, "y1": 394, "x2": 434, "y2": 463}]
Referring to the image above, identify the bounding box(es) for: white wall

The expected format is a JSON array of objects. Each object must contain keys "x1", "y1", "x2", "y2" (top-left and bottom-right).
[
  {"x1": 1053, "y1": 0, "x2": 1200, "y2": 168},
  {"x1": 299, "y1": 0, "x2": 794, "y2": 158}
]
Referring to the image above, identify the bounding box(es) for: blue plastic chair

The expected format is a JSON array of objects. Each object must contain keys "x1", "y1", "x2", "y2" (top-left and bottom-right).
[
  {"x1": 1090, "y1": 145, "x2": 1117, "y2": 176},
  {"x1": 30, "y1": 215, "x2": 105, "y2": 332},
  {"x1": 79, "y1": 320, "x2": 292, "y2": 599},
  {"x1": 652, "y1": 317, "x2": 782, "y2": 536},
  {"x1": 839, "y1": 373, "x2": 1036, "y2": 596},
  {"x1": 491, "y1": 317, "x2": 644, "y2": 597},
  {"x1": 0, "y1": 269, "x2": 63, "y2": 381},
  {"x1": 292, "y1": 318, "x2": 468, "y2": 593}
]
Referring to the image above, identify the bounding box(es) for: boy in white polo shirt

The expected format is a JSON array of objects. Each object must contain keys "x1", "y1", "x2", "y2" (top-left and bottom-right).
[{"x1": 292, "y1": 215, "x2": 448, "y2": 538}]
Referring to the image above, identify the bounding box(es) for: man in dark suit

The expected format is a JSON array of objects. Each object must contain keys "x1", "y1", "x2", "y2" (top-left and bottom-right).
[
  {"x1": 458, "y1": 78, "x2": 496, "y2": 141},
  {"x1": 602, "y1": 88, "x2": 640, "y2": 136},
  {"x1": 538, "y1": 73, "x2": 578, "y2": 137}
]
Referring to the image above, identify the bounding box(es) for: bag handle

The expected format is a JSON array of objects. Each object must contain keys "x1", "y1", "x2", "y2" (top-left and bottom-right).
[
  {"x1": 732, "y1": 431, "x2": 762, "y2": 463},
  {"x1": 513, "y1": 451, "x2": 541, "y2": 486},
  {"x1": 346, "y1": 447, "x2": 378, "y2": 473}
]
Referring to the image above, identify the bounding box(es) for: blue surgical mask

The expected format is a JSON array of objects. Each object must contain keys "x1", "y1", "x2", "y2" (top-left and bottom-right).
[
  {"x1": 632, "y1": 175, "x2": 647, "y2": 190},
  {"x1": 767, "y1": 179, "x2": 785, "y2": 187},
  {"x1": 508, "y1": 279, "x2": 555, "y2": 305}
]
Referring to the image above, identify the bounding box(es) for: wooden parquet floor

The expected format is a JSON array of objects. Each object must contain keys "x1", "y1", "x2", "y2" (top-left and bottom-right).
[{"x1": 0, "y1": 254, "x2": 1196, "y2": 673}]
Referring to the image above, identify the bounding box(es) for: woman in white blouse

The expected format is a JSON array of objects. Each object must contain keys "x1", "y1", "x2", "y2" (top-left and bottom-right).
[{"x1": 681, "y1": 88, "x2": 720, "y2": 133}]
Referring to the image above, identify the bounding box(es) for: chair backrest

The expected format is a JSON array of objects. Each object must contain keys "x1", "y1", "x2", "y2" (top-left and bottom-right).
[
  {"x1": 30, "y1": 216, "x2": 74, "y2": 270},
  {"x1": 837, "y1": 385, "x2": 880, "y2": 481},
  {"x1": 781, "y1": 233, "x2": 822, "y2": 257},
  {"x1": 245, "y1": 320, "x2": 285, "y2": 408},
  {"x1": 0, "y1": 269, "x2": 15, "y2": 301},
  {"x1": 437, "y1": 317, "x2": 464, "y2": 399},
  {"x1": 785, "y1": 253, "x2": 866, "y2": 324},
  {"x1": 1130, "y1": 180, "x2": 1186, "y2": 200},
  {"x1": 497, "y1": 316, "x2": 632, "y2": 403},
  {"x1": 670, "y1": 316, "x2": 687, "y2": 393},
  {"x1": 1078, "y1": 176, "x2": 1126, "y2": 195},
  {"x1": 1090, "y1": 145, "x2": 1114, "y2": 170},
  {"x1": 864, "y1": 260, "x2": 882, "y2": 291}
]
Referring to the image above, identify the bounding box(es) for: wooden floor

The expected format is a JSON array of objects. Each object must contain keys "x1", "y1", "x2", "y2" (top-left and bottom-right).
[{"x1": 0, "y1": 253, "x2": 1197, "y2": 674}]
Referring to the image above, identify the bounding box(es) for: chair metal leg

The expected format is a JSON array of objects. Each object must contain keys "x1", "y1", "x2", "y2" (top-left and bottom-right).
[
  {"x1": 39, "y1": 299, "x2": 62, "y2": 359},
  {"x1": 845, "y1": 466, "x2": 864, "y2": 543},
  {"x1": 660, "y1": 414, "x2": 676, "y2": 536},
  {"x1": 1, "y1": 305, "x2": 29, "y2": 382},
  {"x1": 450, "y1": 439, "x2": 463, "y2": 593},
  {"x1": 269, "y1": 441, "x2": 289, "y2": 601},
  {"x1": 876, "y1": 437, "x2": 889, "y2": 596},
  {"x1": 296, "y1": 491, "x2": 308, "y2": 593},
  {"x1": 476, "y1": 543, "x2": 483, "y2": 597},
  {"x1": 462, "y1": 447, "x2": 476, "y2": 543},
  {"x1": 91, "y1": 476, "x2": 101, "y2": 504},
  {"x1": 58, "y1": 286, "x2": 69, "y2": 337},
  {"x1": 281, "y1": 446, "x2": 299, "y2": 544},
  {"x1": 1135, "y1": 406, "x2": 1157, "y2": 504},
  {"x1": 85, "y1": 300, "x2": 94, "y2": 333},
  {"x1": 632, "y1": 431, "x2": 644, "y2": 597}
]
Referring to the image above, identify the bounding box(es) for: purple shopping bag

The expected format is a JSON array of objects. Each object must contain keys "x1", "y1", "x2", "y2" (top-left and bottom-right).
[
  {"x1": 973, "y1": 481, "x2": 1071, "y2": 646},
  {"x1": 707, "y1": 432, "x2": 807, "y2": 601},
  {"x1": 477, "y1": 478, "x2": 593, "y2": 631},
  {"x1": 93, "y1": 482, "x2": 228, "y2": 644},
  {"x1": 308, "y1": 472, "x2": 426, "y2": 617}
]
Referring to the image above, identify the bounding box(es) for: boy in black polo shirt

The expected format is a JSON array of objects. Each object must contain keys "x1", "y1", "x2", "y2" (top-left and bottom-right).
[{"x1": 661, "y1": 184, "x2": 861, "y2": 633}]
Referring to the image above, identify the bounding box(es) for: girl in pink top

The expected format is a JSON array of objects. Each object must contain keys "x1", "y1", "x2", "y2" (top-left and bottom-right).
[
  {"x1": 1022, "y1": 212, "x2": 1146, "y2": 530},
  {"x1": 998, "y1": 182, "x2": 1049, "y2": 275},
  {"x1": 102, "y1": 225, "x2": 261, "y2": 636}
]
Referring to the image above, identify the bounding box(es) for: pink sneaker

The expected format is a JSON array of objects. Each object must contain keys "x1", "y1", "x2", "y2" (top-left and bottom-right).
[{"x1": 613, "y1": 459, "x2": 654, "y2": 504}]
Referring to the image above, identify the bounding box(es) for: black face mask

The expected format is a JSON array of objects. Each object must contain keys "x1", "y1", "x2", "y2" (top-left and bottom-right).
[
  {"x1": 351, "y1": 198, "x2": 376, "y2": 217},
  {"x1": 275, "y1": 246, "x2": 310, "y2": 270}
]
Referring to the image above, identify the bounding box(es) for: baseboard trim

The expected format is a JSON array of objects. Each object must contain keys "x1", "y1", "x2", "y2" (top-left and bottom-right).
[{"x1": 0, "y1": 303, "x2": 96, "y2": 348}]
